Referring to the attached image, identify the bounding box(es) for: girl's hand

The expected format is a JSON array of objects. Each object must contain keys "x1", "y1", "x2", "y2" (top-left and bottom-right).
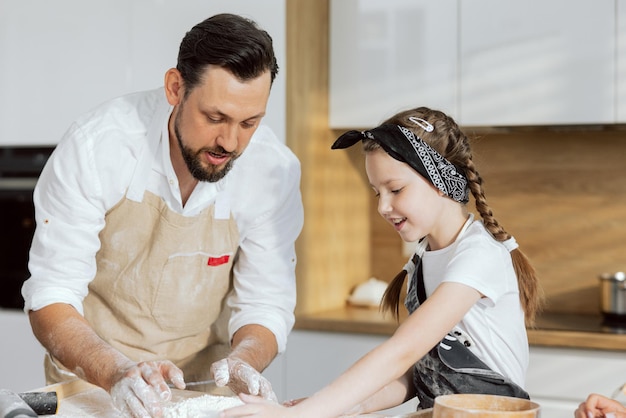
[
  {"x1": 574, "y1": 393, "x2": 626, "y2": 417},
  {"x1": 221, "y1": 393, "x2": 293, "y2": 418}
]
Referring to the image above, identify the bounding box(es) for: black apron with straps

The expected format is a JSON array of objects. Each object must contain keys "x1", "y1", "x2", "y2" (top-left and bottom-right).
[{"x1": 405, "y1": 254, "x2": 530, "y2": 410}]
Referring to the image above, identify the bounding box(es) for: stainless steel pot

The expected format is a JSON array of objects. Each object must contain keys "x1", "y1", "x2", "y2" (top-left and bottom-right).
[{"x1": 600, "y1": 272, "x2": 626, "y2": 318}]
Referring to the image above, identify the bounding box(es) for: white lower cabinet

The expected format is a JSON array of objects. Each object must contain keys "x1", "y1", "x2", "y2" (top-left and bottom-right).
[
  {"x1": 266, "y1": 329, "x2": 418, "y2": 415},
  {"x1": 269, "y1": 330, "x2": 626, "y2": 417},
  {"x1": 527, "y1": 346, "x2": 626, "y2": 418}
]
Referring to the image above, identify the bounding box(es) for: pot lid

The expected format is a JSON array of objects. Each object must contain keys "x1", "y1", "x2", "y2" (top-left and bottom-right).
[{"x1": 600, "y1": 272, "x2": 626, "y2": 281}]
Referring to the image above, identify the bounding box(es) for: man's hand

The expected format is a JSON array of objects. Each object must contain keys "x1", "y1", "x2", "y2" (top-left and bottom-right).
[
  {"x1": 109, "y1": 360, "x2": 185, "y2": 418},
  {"x1": 211, "y1": 357, "x2": 277, "y2": 402}
]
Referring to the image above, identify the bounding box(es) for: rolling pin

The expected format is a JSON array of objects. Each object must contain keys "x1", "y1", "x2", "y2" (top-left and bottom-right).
[
  {"x1": 18, "y1": 392, "x2": 58, "y2": 415},
  {"x1": 0, "y1": 390, "x2": 58, "y2": 417}
]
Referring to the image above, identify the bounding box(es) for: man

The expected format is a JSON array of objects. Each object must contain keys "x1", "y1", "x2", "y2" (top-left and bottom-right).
[{"x1": 22, "y1": 13, "x2": 303, "y2": 418}]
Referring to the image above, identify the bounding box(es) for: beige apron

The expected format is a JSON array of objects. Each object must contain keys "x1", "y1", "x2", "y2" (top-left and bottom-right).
[{"x1": 45, "y1": 100, "x2": 240, "y2": 385}]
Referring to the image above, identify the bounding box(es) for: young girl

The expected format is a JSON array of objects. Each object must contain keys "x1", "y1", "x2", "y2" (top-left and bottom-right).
[{"x1": 221, "y1": 107, "x2": 542, "y2": 417}]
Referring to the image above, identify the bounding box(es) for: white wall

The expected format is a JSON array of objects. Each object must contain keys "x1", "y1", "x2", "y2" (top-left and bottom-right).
[{"x1": 0, "y1": 0, "x2": 286, "y2": 146}]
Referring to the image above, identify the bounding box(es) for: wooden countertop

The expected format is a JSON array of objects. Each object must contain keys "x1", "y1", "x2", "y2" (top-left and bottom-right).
[{"x1": 295, "y1": 307, "x2": 626, "y2": 352}]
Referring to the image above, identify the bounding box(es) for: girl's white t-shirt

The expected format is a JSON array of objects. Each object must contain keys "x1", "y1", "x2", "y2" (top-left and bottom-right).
[{"x1": 420, "y1": 216, "x2": 529, "y2": 388}]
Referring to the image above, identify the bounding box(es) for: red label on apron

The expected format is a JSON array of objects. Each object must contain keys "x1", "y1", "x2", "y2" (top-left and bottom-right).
[{"x1": 207, "y1": 255, "x2": 230, "y2": 266}]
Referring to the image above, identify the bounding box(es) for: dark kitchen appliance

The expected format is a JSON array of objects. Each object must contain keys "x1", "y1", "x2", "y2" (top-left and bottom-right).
[
  {"x1": 600, "y1": 272, "x2": 626, "y2": 326},
  {"x1": 0, "y1": 146, "x2": 55, "y2": 309}
]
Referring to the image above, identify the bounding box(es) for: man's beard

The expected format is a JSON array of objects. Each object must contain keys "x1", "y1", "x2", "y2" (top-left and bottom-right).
[{"x1": 174, "y1": 113, "x2": 239, "y2": 183}]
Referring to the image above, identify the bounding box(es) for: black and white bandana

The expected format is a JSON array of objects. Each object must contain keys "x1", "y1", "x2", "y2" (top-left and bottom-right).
[{"x1": 332, "y1": 124, "x2": 470, "y2": 204}]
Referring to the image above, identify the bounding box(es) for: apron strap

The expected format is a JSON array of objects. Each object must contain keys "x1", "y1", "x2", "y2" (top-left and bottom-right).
[{"x1": 414, "y1": 254, "x2": 427, "y2": 305}]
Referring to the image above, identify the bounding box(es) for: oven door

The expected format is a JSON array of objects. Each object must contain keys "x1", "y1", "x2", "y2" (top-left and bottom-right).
[{"x1": 0, "y1": 178, "x2": 37, "y2": 309}]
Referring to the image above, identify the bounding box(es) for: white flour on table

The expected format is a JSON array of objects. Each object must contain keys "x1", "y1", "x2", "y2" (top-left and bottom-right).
[{"x1": 163, "y1": 395, "x2": 244, "y2": 418}]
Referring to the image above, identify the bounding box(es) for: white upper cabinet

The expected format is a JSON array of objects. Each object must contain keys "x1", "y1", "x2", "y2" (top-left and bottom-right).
[
  {"x1": 330, "y1": 0, "x2": 619, "y2": 128},
  {"x1": 0, "y1": 0, "x2": 286, "y2": 146},
  {"x1": 459, "y1": 0, "x2": 615, "y2": 127},
  {"x1": 0, "y1": 0, "x2": 133, "y2": 146},
  {"x1": 329, "y1": 0, "x2": 458, "y2": 129},
  {"x1": 617, "y1": 1, "x2": 626, "y2": 122}
]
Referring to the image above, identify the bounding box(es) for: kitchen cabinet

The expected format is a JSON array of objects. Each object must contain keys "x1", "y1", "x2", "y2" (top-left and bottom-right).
[
  {"x1": 7, "y1": 314, "x2": 626, "y2": 418},
  {"x1": 0, "y1": 0, "x2": 286, "y2": 146},
  {"x1": 125, "y1": 0, "x2": 287, "y2": 142},
  {"x1": 618, "y1": 0, "x2": 626, "y2": 122},
  {"x1": 329, "y1": 0, "x2": 617, "y2": 128},
  {"x1": 526, "y1": 346, "x2": 626, "y2": 418},
  {"x1": 329, "y1": 0, "x2": 458, "y2": 128},
  {"x1": 460, "y1": 0, "x2": 615, "y2": 127}
]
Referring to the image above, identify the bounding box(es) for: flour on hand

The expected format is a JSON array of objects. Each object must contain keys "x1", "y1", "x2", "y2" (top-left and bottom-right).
[{"x1": 163, "y1": 395, "x2": 244, "y2": 418}]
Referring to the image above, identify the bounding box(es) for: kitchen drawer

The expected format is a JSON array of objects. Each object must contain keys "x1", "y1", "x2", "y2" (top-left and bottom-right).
[{"x1": 527, "y1": 346, "x2": 626, "y2": 417}]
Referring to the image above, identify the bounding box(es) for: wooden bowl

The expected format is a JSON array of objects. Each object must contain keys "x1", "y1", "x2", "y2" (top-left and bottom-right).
[{"x1": 432, "y1": 394, "x2": 540, "y2": 417}]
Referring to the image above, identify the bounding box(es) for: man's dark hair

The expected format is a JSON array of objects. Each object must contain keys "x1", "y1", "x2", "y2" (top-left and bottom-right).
[{"x1": 177, "y1": 13, "x2": 279, "y2": 95}]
